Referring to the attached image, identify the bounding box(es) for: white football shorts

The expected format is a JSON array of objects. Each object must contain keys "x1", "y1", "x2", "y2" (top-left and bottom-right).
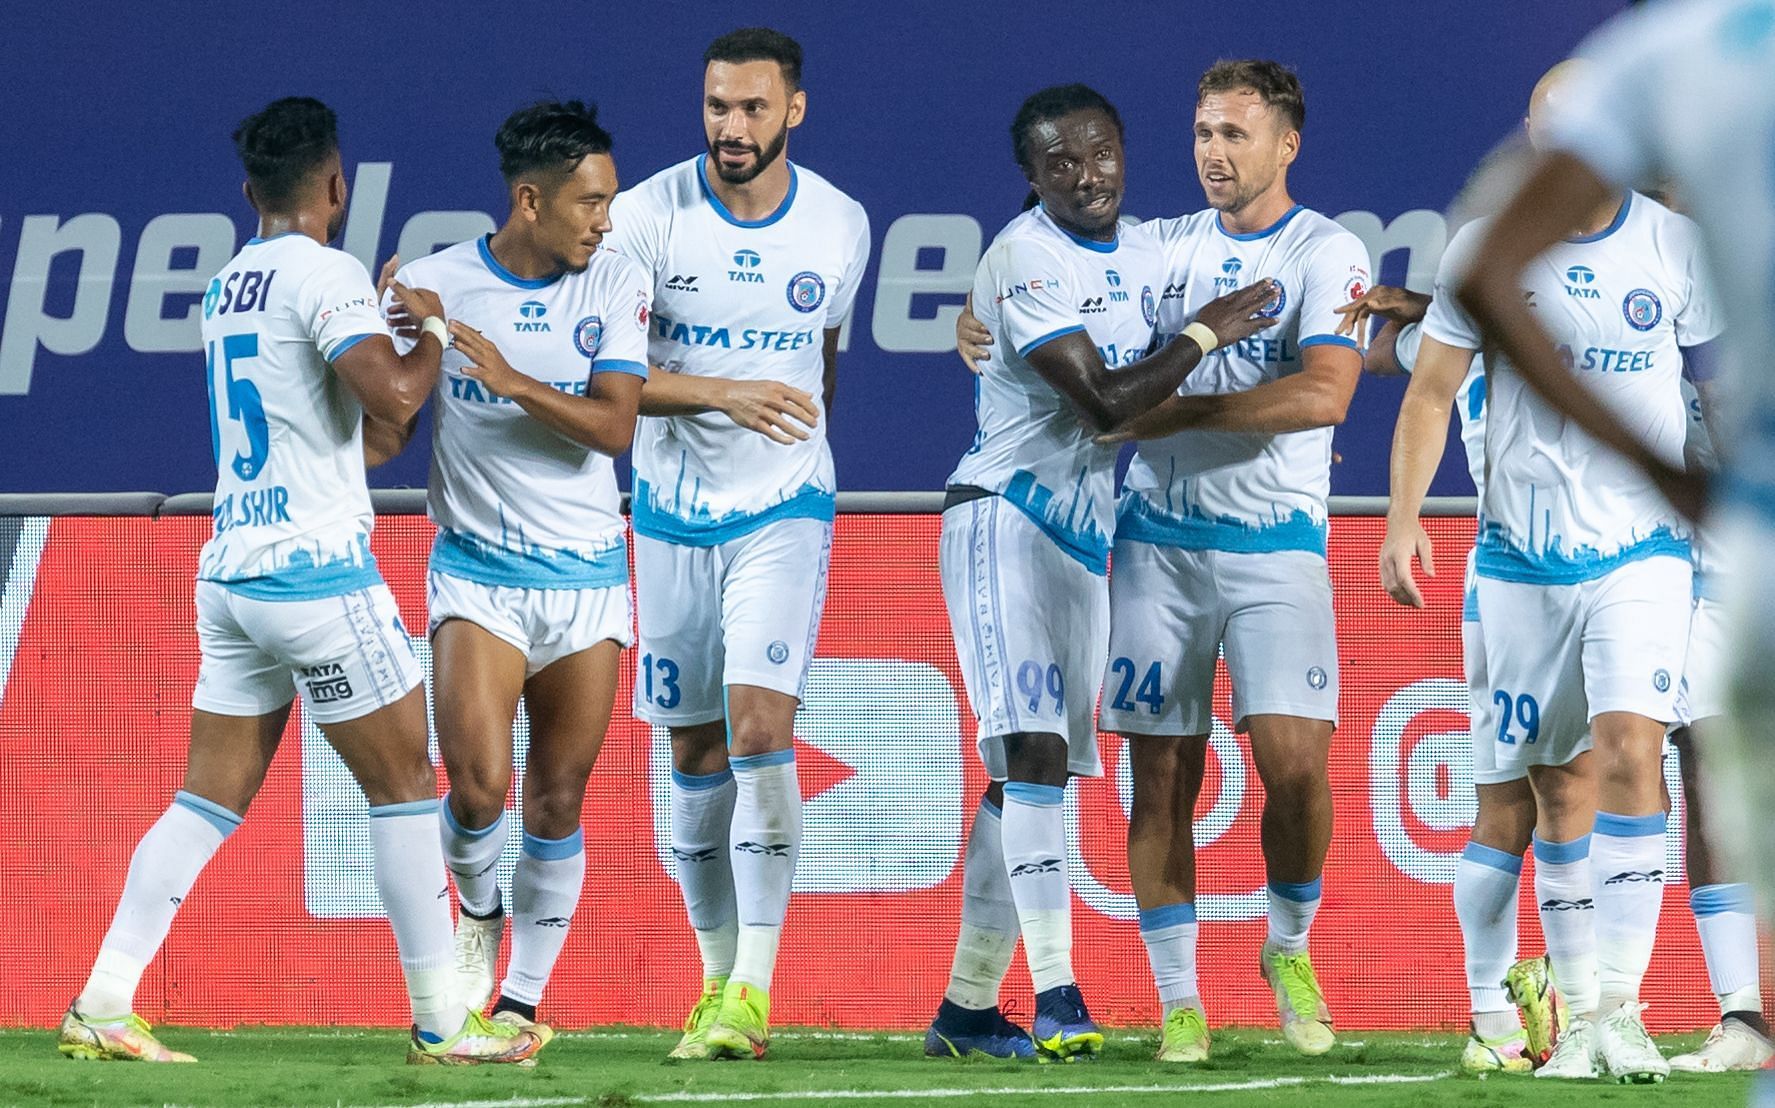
[
  {"x1": 1477, "y1": 554, "x2": 1691, "y2": 775},
  {"x1": 1098, "y1": 541, "x2": 1337, "y2": 736},
  {"x1": 428, "y1": 571, "x2": 632, "y2": 678},
  {"x1": 940, "y1": 495, "x2": 1109, "y2": 781},
  {"x1": 632, "y1": 517, "x2": 831, "y2": 725},
  {"x1": 192, "y1": 579, "x2": 423, "y2": 725}
]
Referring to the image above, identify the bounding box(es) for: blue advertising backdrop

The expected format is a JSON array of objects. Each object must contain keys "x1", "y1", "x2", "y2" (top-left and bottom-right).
[{"x1": 0, "y1": 1, "x2": 1625, "y2": 495}]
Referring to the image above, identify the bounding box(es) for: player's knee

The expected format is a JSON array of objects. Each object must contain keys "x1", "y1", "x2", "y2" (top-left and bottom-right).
[
  {"x1": 445, "y1": 758, "x2": 512, "y2": 820},
  {"x1": 725, "y1": 711, "x2": 790, "y2": 758},
  {"x1": 357, "y1": 755, "x2": 437, "y2": 808},
  {"x1": 1258, "y1": 755, "x2": 1327, "y2": 805},
  {"x1": 522, "y1": 787, "x2": 588, "y2": 841}
]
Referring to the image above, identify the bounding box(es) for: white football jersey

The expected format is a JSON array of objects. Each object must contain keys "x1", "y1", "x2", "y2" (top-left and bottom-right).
[
  {"x1": 1117, "y1": 206, "x2": 1371, "y2": 555},
  {"x1": 605, "y1": 155, "x2": 871, "y2": 544},
  {"x1": 948, "y1": 206, "x2": 1165, "y2": 575},
  {"x1": 1421, "y1": 195, "x2": 1722, "y2": 584},
  {"x1": 1395, "y1": 320, "x2": 1487, "y2": 501},
  {"x1": 1547, "y1": 0, "x2": 1775, "y2": 519},
  {"x1": 392, "y1": 237, "x2": 651, "y2": 588},
  {"x1": 196, "y1": 232, "x2": 389, "y2": 598}
]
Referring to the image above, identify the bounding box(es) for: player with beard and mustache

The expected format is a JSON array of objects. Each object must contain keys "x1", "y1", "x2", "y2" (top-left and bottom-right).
[{"x1": 601, "y1": 27, "x2": 872, "y2": 1062}]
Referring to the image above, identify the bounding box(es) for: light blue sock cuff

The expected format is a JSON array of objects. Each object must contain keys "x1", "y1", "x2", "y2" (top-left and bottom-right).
[
  {"x1": 439, "y1": 794, "x2": 505, "y2": 838},
  {"x1": 729, "y1": 749, "x2": 795, "y2": 772},
  {"x1": 671, "y1": 767, "x2": 735, "y2": 791},
  {"x1": 1461, "y1": 841, "x2": 1525, "y2": 876},
  {"x1": 522, "y1": 827, "x2": 585, "y2": 861},
  {"x1": 1267, "y1": 877, "x2": 1323, "y2": 903},
  {"x1": 979, "y1": 796, "x2": 1003, "y2": 819},
  {"x1": 369, "y1": 798, "x2": 440, "y2": 820},
  {"x1": 173, "y1": 790, "x2": 243, "y2": 837},
  {"x1": 1002, "y1": 782, "x2": 1064, "y2": 807},
  {"x1": 1691, "y1": 883, "x2": 1755, "y2": 918},
  {"x1": 1139, "y1": 902, "x2": 1197, "y2": 932},
  {"x1": 1532, "y1": 834, "x2": 1592, "y2": 864},
  {"x1": 1594, "y1": 810, "x2": 1667, "y2": 838}
]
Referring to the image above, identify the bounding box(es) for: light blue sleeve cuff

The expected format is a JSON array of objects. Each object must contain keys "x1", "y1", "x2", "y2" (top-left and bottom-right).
[
  {"x1": 592, "y1": 358, "x2": 650, "y2": 378},
  {"x1": 1014, "y1": 324, "x2": 1085, "y2": 359}
]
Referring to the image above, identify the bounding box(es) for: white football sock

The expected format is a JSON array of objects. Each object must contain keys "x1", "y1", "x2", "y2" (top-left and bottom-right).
[
  {"x1": 499, "y1": 828, "x2": 585, "y2": 1008},
  {"x1": 371, "y1": 799, "x2": 456, "y2": 1041},
  {"x1": 1691, "y1": 883, "x2": 1762, "y2": 1015},
  {"x1": 1265, "y1": 878, "x2": 1321, "y2": 955},
  {"x1": 1533, "y1": 833, "x2": 1600, "y2": 1019},
  {"x1": 1455, "y1": 841, "x2": 1523, "y2": 1022},
  {"x1": 1139, "y1": 902, "x2": 1200, "y2": 1016},
  {"x1": 670, "y1": 766, "x2": 738, "y2": 981},
  {"x1": 1001, "y1": 782, "x2": 1073, "y2": 994},
  {"x1": 1592, "y1": 811, "x2": 1666, "y2": 1011},
  {"x1": 944, "y1": 797, "x2": 1019, "y2": 1011},
  {"x1": 439, "y1": 796, "x2": 507, "y2": 918},
  {"x1": 728, "y1": 750, "x2": 801, "y2": 991},
  {"x1": 78, "y1": 791, "x2": 239, "y2": 1016}
]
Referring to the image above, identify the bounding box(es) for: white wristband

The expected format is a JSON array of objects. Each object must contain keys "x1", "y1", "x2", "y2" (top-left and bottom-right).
[
  {"x1": 420, "y1": 316, "x2": 450, "y2": 347},
  {"x1": 1181, "y1": 321, "x2": 1219, "y2": 354}
]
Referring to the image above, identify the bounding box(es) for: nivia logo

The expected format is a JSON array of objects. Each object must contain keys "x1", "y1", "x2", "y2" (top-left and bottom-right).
[
  {"x1": 514, "y1": 299, "x2": 551, "y2": 332},
  {"x1": 729, "y1": 249, "x2": 764, "y2": 283},
  {"x1": 536, "y1": 916, "x2": 570, "y2": 928},
  {"x1": 664, "y1": 273, "x2": 700, "y2": 292},
  {"x1": 1010, "y1": 858, "x2": 1062, "y2": 876},
  {"x1": 1564, "y1": 265, "x2": 1602, "y2": 299},
  {"x1": 1603, "y1": 869, "x2": 1665, "y2": 886},
  {"x1": 1080, "y1": 296, "x2": 1106, "y2": 314},
  {"x1": 1162, "y1": 281, "x2": 1188, "y2": 301},
  {"x1": 1539, "y1": 897, "x2": 1595, "y2": 911},
  {"x1": 671, "y1": 846, "x2": 720, "y2": 863}
]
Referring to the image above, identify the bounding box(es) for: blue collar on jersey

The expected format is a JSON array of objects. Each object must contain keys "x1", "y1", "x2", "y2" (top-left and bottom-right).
[
  {"x1": 1041, "y1": 204, "x2": 1120, "y2": 253},
  {"x1": 697, "y1": 154, "x2": 799, "y2": 229},
  {"x1": 245, "y1": 230, "x2": 303, "y2": 246},
  {"x1": 1564, "y1": 194, "x2": 1632, "y2": 244},
  {"x1": 477, "y1": 234, "x2": 562, "y2": 289},
  {"x1": 1215, "y1": 203, "x2": 1304, "y2": 241}
]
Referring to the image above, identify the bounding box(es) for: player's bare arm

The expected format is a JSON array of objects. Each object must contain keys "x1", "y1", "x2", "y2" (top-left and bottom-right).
[
  {"x1": 332, "y1": 279, "x2": 445, "y2": 426},
  {"x1": 956, "y1": 293, "x2": 992, "y2": 374},
  {"x1": 1027, "y1": 278, "x2": 1279, "y2": 433},
  {"x1": 448, "y1": 321, "x2": 643, "y2": 456},
  {"x1": 639, "y1": 368, "x2": 820, "y2": 445},
  {"x1": 821, "y1": 326, "x2": 840, "y2": 415},
  {"x1": 1105, "y1": 339, "x2": 1359, "y2": 440},
  {"x1": 1455, "y1": 150, "x2": 1704, "y2": 518},
  {"x1": 1379, "y1": 332, "x2": 1472, "y2": 609}
]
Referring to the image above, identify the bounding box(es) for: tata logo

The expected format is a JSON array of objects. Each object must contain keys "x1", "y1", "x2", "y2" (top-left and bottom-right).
[
  {"x1": 1564, "y1": 265, "x2": 1602, "y2": 299},
  {"x1": 514, "y1": 300, "x2": 551, "y2": 332},
  {"x1": 1222, "y1": 257, "x2": 1243, "y2": 275},
  {"x1": 729, "y1": 249, "x2": 765, "y2": 283},
  {"x1": 1214, "y1": 257, "x2": 1244, "y2": 294},
  {"x1": 1104, "y1": 268, "x2": 1129, "y2": 303},
  {"x1": 663, "y1": 273, "x2": 700, "y2": 292}
]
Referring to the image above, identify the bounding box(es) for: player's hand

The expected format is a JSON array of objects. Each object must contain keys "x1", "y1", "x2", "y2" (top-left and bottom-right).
[
  {"x1": 1191, "y1": 279, "x2": 1281, "y2": 349},
  {"x1": 1379, "y1": 518, "x2": 1435, "y2": 609},
  {"x1": 956, "y1": 294, "x2": 993, "y2": 375},
  {"x1": 448, "y1": 321, "x2": 529, "y2": 399},
  {"x1": 1335, "y1": 285, "x2": 1430, "y2": 338},
  {"x1": 388, "y1": 279, "x2": 444, "y2": 343},
  {"x1": 378, "y1": 257, "x2": 427, "y2": 340},
  {"x1": 719, "y1": 379, "x2": 820, "y2": 444},
  {"x1": 376, "y1": 255, "x2": 402, "y2": 301}
]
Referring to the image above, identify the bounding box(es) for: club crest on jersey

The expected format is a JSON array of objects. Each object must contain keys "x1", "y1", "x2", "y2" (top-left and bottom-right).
[
  {"x1": 1104, "y1": 268, "x2": 1129, "y2": 303},
  {"x1": 1307, "y1": 666, "x2": 1328, "y2": 690},
  {"x1": 1257, "y1": 279, "x2": 1288, "y2": 318},
  {"x1": 1623, "y1": 288, "x2": 1663, "y2": 331},
  {"x1": 1141, "y1": 285, "x2": 1157, "y2": 327},
  {"x1": 1653, "y1": 668, "x2": 1671, "y2": 693},
  {"x1": 787, "y1": 271, "x2": 826, "y2": 313},
  {"x1": 729, "y1": 249, "x2": 764, "y2": 283},
  {"x1": 515, "y1": 300, "x2": 551, "y2": 332},
  {"x1": 1564, "y1": 265, "x2": 1602, "y2": 299},
  {"x1": 1344, "y1": 275, "x2": 1368, "y2": 302},
  {"x1": 573, "y1": 315, "x2": 603, "y2": 358}
]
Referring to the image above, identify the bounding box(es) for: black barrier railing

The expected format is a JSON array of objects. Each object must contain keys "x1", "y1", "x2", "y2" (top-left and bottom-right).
[{"x1": 0, "y1": 492, "x2": 1478, "y2": 517}]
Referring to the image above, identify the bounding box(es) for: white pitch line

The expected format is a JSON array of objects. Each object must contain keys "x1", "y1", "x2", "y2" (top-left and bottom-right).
[{"x1": 381, "y1": 1071, "x2": 1449, "y2": 1108}]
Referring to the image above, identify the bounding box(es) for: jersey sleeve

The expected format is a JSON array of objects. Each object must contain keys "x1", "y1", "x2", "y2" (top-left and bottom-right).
[
  {"x1": 983, "y1": 236, "x2": 1085, "y2": 359},
  {"x1": 1297, "y1": 231, "x2": 1371, "y2": 352},
  {"x1": 823, "y1": 204, "x2": 873, "y2": 328},
  {"x1": 1419, "y1": 223, "x2": 1485, "y2": 352},
  {"x1": 604, "y1": 188, "x2": 666, "y2": 283},
  {"x1": 591, "y1": 253, "x2": 653, "y2": 378},
  {"x1": 1670, "y1": 219, "x2": 1725, "y2": 349},
  {"x1": 1393, "y1": 321, "x2": 1424, "y2": 374},
  {"x1": 1543, "y1": 6, "x2": 1665, "y2": 189},
  {"x1": 299, "y1": 249, "x2": 390, "y2": 362}
]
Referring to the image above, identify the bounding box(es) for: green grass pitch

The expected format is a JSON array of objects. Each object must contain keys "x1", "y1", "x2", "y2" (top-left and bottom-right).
[{"x1": 0, "y1": 1026, "x2": 1756, "y2": 1106}]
